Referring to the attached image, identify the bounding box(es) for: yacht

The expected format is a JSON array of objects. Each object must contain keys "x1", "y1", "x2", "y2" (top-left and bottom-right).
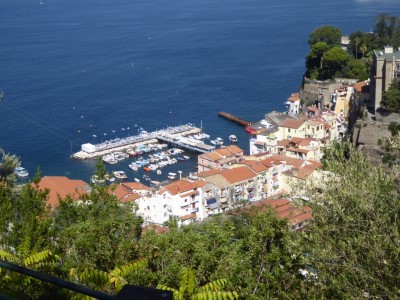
[
  {"x1": 14, "y1": 167, "x2": 29, "y2": 177},
  {"x1": 113, "y1": 171, "x2": 128, "y2": 180}
]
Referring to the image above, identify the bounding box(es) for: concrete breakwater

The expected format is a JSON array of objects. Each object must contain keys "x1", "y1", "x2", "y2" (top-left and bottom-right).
[{"x1": 71, "y1": 124, "x2": 211, "y2": 160}]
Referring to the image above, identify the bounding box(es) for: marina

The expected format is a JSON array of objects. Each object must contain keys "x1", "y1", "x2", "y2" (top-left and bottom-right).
[{"x1": 72, "y1": 124, "x2": 216, "y2": 160}]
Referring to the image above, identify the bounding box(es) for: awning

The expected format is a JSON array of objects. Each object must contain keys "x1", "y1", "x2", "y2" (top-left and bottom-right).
[{"x1": 207, "y1": 198, "x2": 217, "y2": 205}]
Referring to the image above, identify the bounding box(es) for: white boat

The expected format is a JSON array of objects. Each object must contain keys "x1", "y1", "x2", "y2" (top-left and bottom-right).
[
  {"x1": 156, "y1": 169, "x2": 162, "y2": 175},
  {"x1": 168, "y1": 172, "x2": 177, "y2": 176},
  {"x1": 102, "y1": 154, "x2": 118, "y2": 164},
  {"x1": 134, "y1": 178, "x2": 140, "y2": 182},
  {"x1": 128, "y1": 163, "x2": 138, "y2": 171},
  {"x1": 91, "y1": 175, "x2": 105, "y2": 184},
  {"x1": 229, "y1": 135, "x2": 238, "y2": 143},
  {"x1": 168, "y1": 175, "x2": 176, "y2": 180},
  {"x1": 14, "y1": 167, "x2": 29, "y2": 177},
  {"x1": 113, "y1": 171, "x2": 128, "y2": 180},
  {"x1": 104, "y1": 173, "x2": 115, "y2": 182}
]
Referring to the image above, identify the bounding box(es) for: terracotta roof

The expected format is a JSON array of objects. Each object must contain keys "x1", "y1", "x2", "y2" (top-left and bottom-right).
[
  {"x1": 353, "y1": 81, "x2": 366, "y2": 93},
  {"x1": 109, "y1": 184, "x2": 142, "y2": 203},
  {"x1": 307, "y1": 120, "x2": 323, "y2": 127},
  {"x1": 287, "y1": 93, "x2": 300, "y2": 102},
  {"x1": 240, "y1": 160, "x2": 269, "y2": 173},
  {"x1": 221, "y1": 145, "x2": 243, "y2": 154},
  {"x1": 197, "y1": 169, "x2": 220, "y2": 178},
  {"x1": 122, "y1": 182, "x2": 150, "y2": 191},
  {"x1": 220, "y1": 166, "x2": 256, "y2": 184},
  {"x1": 180, "y1": 212, "x2": 197, "y2": 221},
  {"x1": 199, "y1": 145, "x2": 243, "y2": 162},
  {"x1": 34, "y1": 176, "x2": 89, "y2": 208},
  {"x1": 261, "y1": 154, "x2": 304, "y2": 169},
  {"x1": 142, "y1": 224, "x2": 169, "y2": 234},
  {"x1": 279, "y1": 118, "x2": 305, "y2": 129},
  {"x1": 164, "y1": 179, "x2": 206, "y2": 195},
  {"x1": 243, "y1": 198, "x2": 312, "y2": 227}
]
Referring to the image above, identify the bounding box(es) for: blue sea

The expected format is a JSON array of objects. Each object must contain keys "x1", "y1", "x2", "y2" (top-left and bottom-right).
[{"x1": 0, "y1": 0, "x2": 399, "y2": 182}]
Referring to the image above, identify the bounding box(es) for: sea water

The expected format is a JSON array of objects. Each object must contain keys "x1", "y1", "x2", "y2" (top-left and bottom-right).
[{"x1": 0, "y1": 0, "x2": 399, "y2": 182}]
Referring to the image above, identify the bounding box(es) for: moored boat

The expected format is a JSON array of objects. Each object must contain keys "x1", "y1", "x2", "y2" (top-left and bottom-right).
[
  {"x1": 113, "y1": 171, "x2": 128, "y2": 180},
  {"x1": 229, "y1": 134, "x2": 238, "y2": 143},
  {"x1": 14, "y1": 167, "x2": 29, "y2": 178}
]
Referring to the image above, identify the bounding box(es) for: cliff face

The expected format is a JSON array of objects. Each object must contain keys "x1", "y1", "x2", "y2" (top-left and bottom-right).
[{"x1": 301, "y1": 79, "x2": 343, "y2": 107}]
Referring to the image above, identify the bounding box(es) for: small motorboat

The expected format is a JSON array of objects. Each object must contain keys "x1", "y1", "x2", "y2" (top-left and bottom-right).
[
  {"x1": 183, "y1": 155, "x2": 190, "y2": 160},
  {"x1": 113, "y1": 171, "x2": 128, "y2": 180},
  {"x1": 168, "y1": 175, "x2": 176, "y2": 180},
  {"x1": 229, "y1": 134, "x2": 238, "y2": 143},
  {"x1": 168, "y1": 172, "x2": 176, "y2": 176},
  {"x1": 14, "y1": 167, "x2": 29, "y2": 178},
  {"x1": 129, "y1": 163, "x2": 138, "y2": 171},
  {"x1": 156, "y1": 169, "x2": 162, "y2": 175},
  {"x1": 134, "y1": 178, "x2": 140, "y2": 182},
  {"x1": 143, "y1": 167, "x2": 151, "y2": 172}
]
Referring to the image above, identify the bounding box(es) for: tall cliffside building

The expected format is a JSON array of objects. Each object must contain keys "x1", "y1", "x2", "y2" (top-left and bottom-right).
[{"x1": 371, "y1": 46, "x2": 400, "y2": 112}]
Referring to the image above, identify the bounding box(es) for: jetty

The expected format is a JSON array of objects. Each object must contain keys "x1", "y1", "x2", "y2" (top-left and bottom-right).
[
  {"x1": 72, "y1": 124, "x2": 216, "y2": 160},
  {"x1": 218, "y1": 112, "x2": 252, "y2": 126}
]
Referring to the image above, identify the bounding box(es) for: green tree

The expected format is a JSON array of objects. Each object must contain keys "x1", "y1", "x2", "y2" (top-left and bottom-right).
[
  {"x1": 306, "y1": 42, "x2": 329, "y2": 79},
  {"x1": 0, "y1": 248, "x2": 62, "y2": 299},
  {"x1": 345, "y1": 59, "x2": 368, "y2": 80},
  {"x1": 308, "y1": 26, "x2": 342, "y2": 46},
  {"x1": 303, "y1": 142, "x2": 400, "y2": 298},
  {"x1": 320, "y1": 46, "x2": 350, "y2": 79},
  {"x1": 157, "y1": 267, "x2": 239, "y2": 300},
  {"x1": 49, "y1": 184, "x2": 143, "y2": 272},
  {"x1": 381, "y1": 79, "x2": 400, "y2": 111}
]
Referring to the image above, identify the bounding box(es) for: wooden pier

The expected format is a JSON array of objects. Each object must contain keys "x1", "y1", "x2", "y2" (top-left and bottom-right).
[{"x1": 218, "y1": 112, "x2": 252, "y2": 126}]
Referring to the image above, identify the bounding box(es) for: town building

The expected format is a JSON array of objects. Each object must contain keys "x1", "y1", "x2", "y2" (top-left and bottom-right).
[
  {"x1": 197, "y1": 145, "x2": 244, "y2": 172},
  {"x1": 34, "y1": 176, "x2": 90, "y2": 208},
  {"x1": 370, "y1": 46, "x2": 400, "y2": 112}
]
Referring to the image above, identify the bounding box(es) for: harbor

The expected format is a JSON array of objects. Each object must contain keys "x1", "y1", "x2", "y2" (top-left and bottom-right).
[{"x1": 72, "y1": 124, "x2": 216, "y2": 160}]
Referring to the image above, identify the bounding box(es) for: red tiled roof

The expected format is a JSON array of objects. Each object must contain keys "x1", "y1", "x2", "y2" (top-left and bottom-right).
[
  {"x1": 279, "y1": 118, "x2": 305, "y2": 129},
  {"x1": 164, "y1": 179, "x2": 206, "y2": 195},
  {"x1": 287, "y1": 93, "x2": 300, "y2": 102},
  {"x1": 122, "y1": 182, "x2": 150, "y2": 191},
  {"x1": 142, "y1": 224, "x2": 169, "y2": 234},
  {"x1": 240, "y1": 160, "x2": 269, "y2": 173},
  {"x1": 353, "y1": 81, "x2": 366, "y2": 93},
  {"x1": 34, "y1": 176, "x2": 89, "y2": 208},
  {"x1": 109, "y1": 184, "x2": 142, "y2": 203},
  {"x1": 243, "y1": 198, "x2": 312, "y2": 227},
  {"x1": 220, "y1": 166, "x2": 256, "y2": 184},
  {"x1": 197, "y1": 169, "x2": 221, "y2": 178}
]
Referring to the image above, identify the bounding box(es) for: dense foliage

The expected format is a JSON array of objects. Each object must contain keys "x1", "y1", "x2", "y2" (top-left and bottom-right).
[
  {"x1": 1, "y1": 141, "x2": 399, "y2": 299},
  {"x1": 381, "y1": 79, "x2": 400, "y2": 110},
  {"x1": 305, "y1": 13, "x2": 400, "y2": 81}
]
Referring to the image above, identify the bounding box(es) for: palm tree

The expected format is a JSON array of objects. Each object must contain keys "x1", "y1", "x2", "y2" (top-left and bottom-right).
[
  {"x1": 157, "y1": 267, "x2": 239, "y2": 300},
  {"x1": 354, "y1": 37, "x2": 361, "y2": 58}
]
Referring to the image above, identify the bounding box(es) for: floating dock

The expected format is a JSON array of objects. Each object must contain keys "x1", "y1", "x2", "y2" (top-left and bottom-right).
[
  {"x1": 218, "y1": 112, "x2": 252, "y2": 126},
  {"x1": 72, "y1": 124, "x2": 215, "y2": 160}
]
